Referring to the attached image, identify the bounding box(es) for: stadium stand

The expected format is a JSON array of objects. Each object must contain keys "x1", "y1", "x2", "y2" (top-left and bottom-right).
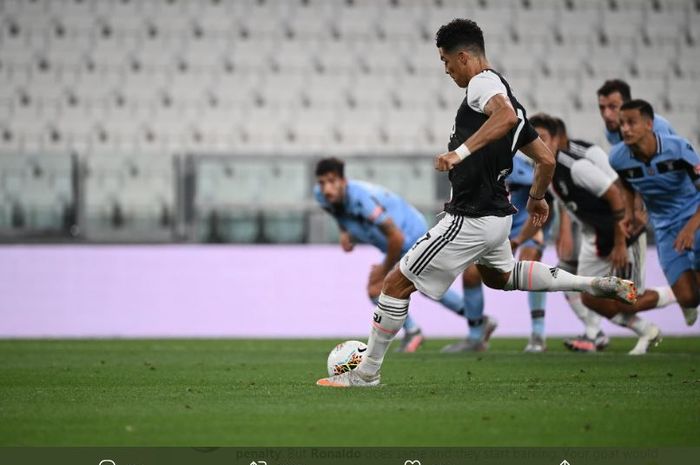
[{"x1": 0, "y1": 0, "x2": 698, "y2": 242}]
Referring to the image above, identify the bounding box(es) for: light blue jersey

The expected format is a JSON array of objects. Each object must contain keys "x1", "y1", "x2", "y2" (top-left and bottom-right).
[
  {"x1": 610, "y1": 133, "x2": 700, "y2": 230},
  {"x1": 314, "y1": 180, "x2": 428, "y2": 254},
  {"x1": 606, "y1": 114, "x2": 675, "y2": 145},
  {"x1": 610, "y1": 132, "x2": 700, "y2": 284}
]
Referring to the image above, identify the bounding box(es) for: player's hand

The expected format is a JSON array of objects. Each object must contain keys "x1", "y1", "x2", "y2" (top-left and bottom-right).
[
  {"x1": 631, "y1": 209, "x2": 648, "y2": 236},
  {"x1": 674, "y1": 224, "x2": 696, "y2": 252},
  {"x1": 339, "y1": 232, "x2": 354, "y2": 252},
  {"x1": 609, "y1": 243, "x2": 629, "y2": 271},
  {"x1": 619, "y1": 213, "x2": 634, "y2": 238},
  {"x1": 526, "y1": 198, "x2": 549, "y2": 227},
  {"x1": 434, "y1": 151, "x2": 461, "y2": 171}
]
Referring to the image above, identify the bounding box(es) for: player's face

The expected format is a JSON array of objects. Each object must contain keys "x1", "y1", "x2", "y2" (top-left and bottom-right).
[
  {"x1": 317, "y1": 172, "x2": 346, "y2": 205},
  {"x1": 438, "y1": 47, "x2": 469, "y2": 88},
  {"x1": 598, "y1": 92, "x2": 625, "y2": 132},
  {"x1": 535, "y1": 127, "x2": 559, "y2": 156},
  {"x1": 619, "y1": 109, "x2": 653, "y2": 145}
]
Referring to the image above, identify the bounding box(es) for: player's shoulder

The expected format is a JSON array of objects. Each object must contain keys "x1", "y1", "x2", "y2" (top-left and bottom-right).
[
  {"x1": 658, "y1": 132, "x2": 692, "y2": 149},
  {"x1": 654, "y1": 114, "x2": 675, "y2": 133},
  {"x1": 313, "y1": 184, "x2": 326, "y2": 204},
  {"x1": 468, "y1": 69, "x2": 505, "y2": 91},
  {"x1": 608, "y1": 142, "x2": 631, "y2": 165}
]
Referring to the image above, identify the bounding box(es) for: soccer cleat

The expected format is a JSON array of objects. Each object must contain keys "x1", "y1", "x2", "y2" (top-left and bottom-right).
[
  {"x1": 395, "y1": 329, "x2": 424, "y2": 353},
  {"x1": 681, "y1": 306, "x2": 698, "y2": 326},
  {"x1": 440, "y1": 315, "x2": 498, "y2": 353},
  {"x1": 564, "y1": 336, "x2": 597, "y2": 352},
  {"x1": 564, "y1": 331, "x2": 608, "y2": 352},
  {"x1": 441, "y1": 338, "x2": 487, "y2": 352},
  {"x1": 591, "y1": 276, "x2": 637, "y2": 304},
  {"x1": 594, "y1": 330, "x2": 610, "y2": 350},
  {"x1": 316, "y1": 369, "x2": 380, "y2": 388},
  {"x1": 628, "y1": 324, "x2": 662, "y2": 355},
  {"x1": 524, "y1": 333, "x2": 546, "y2": 353}
]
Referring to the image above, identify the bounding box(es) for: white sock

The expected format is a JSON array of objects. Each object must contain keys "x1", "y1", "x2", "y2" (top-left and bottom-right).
[
  {"x1": 651, "y1": 286, "x2": 676, "y2": 308},
  {"x1": 505, "y1": 261, "x2": 595, "y2": 293},
  {"x1": 610, "y1": 313, "x2": 651, "y2": 336},
  {"x1": 564, "y1": 291, "x2": 601, "y2": 339},
  {"x1": 357, "y1": 293, "x2": 409, "y2": 378}
]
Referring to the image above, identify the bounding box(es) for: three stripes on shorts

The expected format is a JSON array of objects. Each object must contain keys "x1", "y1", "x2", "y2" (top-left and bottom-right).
[{"x1": 409, "y1": 215, "x2": 464, "y2": 276}]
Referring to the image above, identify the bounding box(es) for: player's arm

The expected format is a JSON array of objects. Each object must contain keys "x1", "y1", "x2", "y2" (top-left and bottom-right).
[
  {"x1": 518, "y1": 137, "x2": 555, "y2": 227},
  {"x1": 435, "y1": 94, "x2": 518, "y2": 171},
  {"x1": 378, "y1": 219, "x2": 405, "y2": 273},
  {"x1": 674, "y1": 141, "x2": 700, "y2": 251},
  {"x1": 556, "y1": 203, "x2": 574, "y2": 261},
  {"x1": 339, "y1": 229, "x2": 354, "y2": 252},
  {"x1": 367, "y1": 219, "x2": 404, "y2": 296},
  {"x1": 675, "y1": 205, "x2": 700, "y2": 252},
  {"x1": 617, "y1": 177, "x2": 639, "y2": 237},
  {"x1": 600, "y1": 182, "x2": 629, "y2": 269}
]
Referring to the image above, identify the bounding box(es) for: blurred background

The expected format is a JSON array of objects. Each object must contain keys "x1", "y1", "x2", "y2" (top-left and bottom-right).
[{"x1": 0, "y1": 0, "x2": 699, "y2": 338}]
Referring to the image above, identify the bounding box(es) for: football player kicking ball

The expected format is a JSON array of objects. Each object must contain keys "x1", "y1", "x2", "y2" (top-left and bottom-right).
[
  {"x1": 316, "y1": 19, "x2": 636, "y2": 388},
  {"x1": 314, "y1": 157, "x2": 467, "y2": 352}
]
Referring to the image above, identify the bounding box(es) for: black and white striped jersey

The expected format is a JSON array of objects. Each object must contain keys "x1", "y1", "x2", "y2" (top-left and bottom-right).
[
  {"x1": 551, "y1": 140, "x2": 635, "y2": 257},
  {"x1": 445, "y1": 69, "x2": 538, "y2": 218}
]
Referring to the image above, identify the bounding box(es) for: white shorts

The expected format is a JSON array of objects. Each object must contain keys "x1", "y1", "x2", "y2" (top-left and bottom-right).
[
  {"x1": 577, "y1": 228, "x2": 647, "y2": 293},
  {"x1": 400, "y1": 214, "x2": 515, "y2": 299}
]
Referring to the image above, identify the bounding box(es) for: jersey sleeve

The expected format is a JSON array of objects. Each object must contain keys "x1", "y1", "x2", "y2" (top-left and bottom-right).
[
  {"x1": 515, "y1": 116, "x2": 539, "y2": 151},
  {"x1": 467, "y1": 71, "x2": 508, "y2": 114},
  {"x1": 585, "y1": 145, "x2": 619, "y2": 181},
  {"x1": 678, "y1": 139, "x2": 700, "y2": 185},
  {"x1": 354, "y1": 188, "x2": 389, "y2": 226},
  {"x1": 570, "y1": 160, "x2": 615, "y2": 197}
]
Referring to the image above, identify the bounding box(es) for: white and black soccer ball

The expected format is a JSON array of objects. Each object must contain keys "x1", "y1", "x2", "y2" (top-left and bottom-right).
[{"x1": 326, "y1": 340, "x2": 367, "y2": 376}]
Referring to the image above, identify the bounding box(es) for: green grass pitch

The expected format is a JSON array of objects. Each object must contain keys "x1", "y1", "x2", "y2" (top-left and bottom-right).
[{"x1": 1, "y1": 338, "x2": 698, "y2": 446}]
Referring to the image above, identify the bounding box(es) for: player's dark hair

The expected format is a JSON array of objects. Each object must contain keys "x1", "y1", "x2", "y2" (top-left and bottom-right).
[
  {"x1": 597, "y1": 79, "x2": 632, "y2": 101},
  {"x1": 620, "y1": 99, "x2": 655, "y2": 120},
  {"x1": 528, "y1": 113, "x2": 559, "y2": 137},
  {"x1": 315, "y1": 157, "x2": 345, "y2": 178},
  {"x1": 435, "y1": 19, "x2": 485, "y2": 55},
  {"x1": 552, "y1": 117, "x2": 567, "y2": 137}
]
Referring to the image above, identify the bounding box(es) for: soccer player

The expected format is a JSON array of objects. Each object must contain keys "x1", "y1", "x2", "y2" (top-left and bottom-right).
[
  {"x1": 518, "y1": 113, "x2": 676, "y2": 354},
  {"x1": 610, "y1": 100, "x2": 700, "y2": 327},
  {"x1": 448, "y1": 156, "x2": 553, "y2": 353},
  {"x1": 597, "y1": 79, "x2": 675, "y2": 146},
  {"x1": 314, "y1": 157, "x2": 466, "y2": 352},
  {"x1": 316, "y1": 19, "x2": 636, "y2": 387}
]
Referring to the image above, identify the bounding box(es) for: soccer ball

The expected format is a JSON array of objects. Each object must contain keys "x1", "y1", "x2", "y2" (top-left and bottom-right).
[{"x1": 326, "y1": 340, "x2": 367, "y2": 376}]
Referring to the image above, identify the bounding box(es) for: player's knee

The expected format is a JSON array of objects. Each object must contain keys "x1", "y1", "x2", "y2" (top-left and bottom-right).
[
  {"x1": 676, "y1": 291, "x2": 700, "y2": 308},
  {"x1": 519, "y1": 247, "x2": 542, "y2": 261},
  {"x1": 477, "y1": 265, "x2": 509, "y2": 290},
  {"x1": 381, "y1": 268, "x2": 415, "y2": 299},
  {"x1": 462, "y1": 265, "x2": 482, "y2": 287}
]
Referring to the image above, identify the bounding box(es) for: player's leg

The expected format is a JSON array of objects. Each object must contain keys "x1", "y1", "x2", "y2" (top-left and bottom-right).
[
  {"x1": 477, "y1": 231, "x2": 637, "y2": 303},
  {"x1": 317, "y1": 214, "x2": 472, "y2": 387},
  {"x1": 579, "y1": 235, "x2": 675, "y2": 316},
  {"x1": 576, "y1": 236, "x2": 660, "y2": 354},
  {"x1": 441, "y1": 264, "x2": 498, "y2": 352},
  {"x1": 519, "y1": 245, "x2": 547, "y2": 352},
  {"x1": 370, "y1": 295, "x2": 423, "y2": 354},
  {"x1": 657, "y1": 226, "x2": 700, "y2": 326}
]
